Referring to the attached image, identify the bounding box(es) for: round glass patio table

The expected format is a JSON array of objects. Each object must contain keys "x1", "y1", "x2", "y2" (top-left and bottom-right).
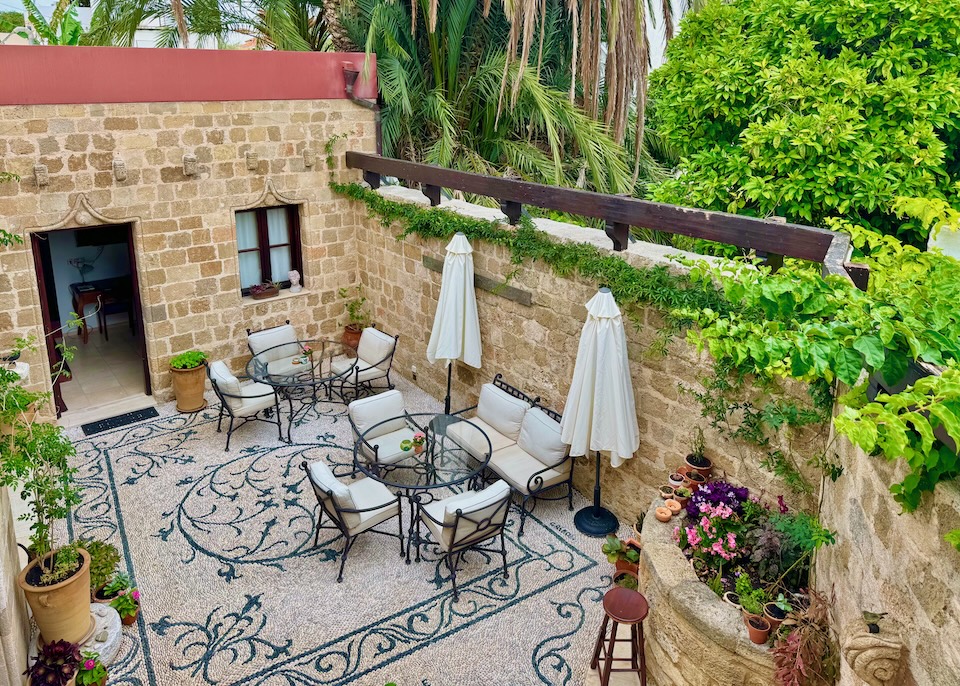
[
  {"x1": 246, "y1": 338, "x2": 358, "y2": 441},
  {"x1": 353, "y1": 412, "x2": 493, "y2": 561}
]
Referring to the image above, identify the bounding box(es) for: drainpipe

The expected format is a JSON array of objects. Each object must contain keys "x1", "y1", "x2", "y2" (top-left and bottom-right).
[{"x1": 343, "y1": 63, "x2": 382, "y2": 155}]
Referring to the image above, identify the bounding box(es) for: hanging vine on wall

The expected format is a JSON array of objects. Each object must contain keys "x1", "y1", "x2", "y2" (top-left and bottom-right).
[{"x1": 334, "y1": 181, "x2": 960, "y2": 550}]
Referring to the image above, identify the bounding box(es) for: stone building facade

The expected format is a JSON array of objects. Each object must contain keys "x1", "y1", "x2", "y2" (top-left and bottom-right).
[{"x1": 0, "y1": 46, "x2": 377, "y2": 408}]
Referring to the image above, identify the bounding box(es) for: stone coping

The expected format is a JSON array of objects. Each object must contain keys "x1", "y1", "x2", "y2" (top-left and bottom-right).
[{"x1": 640, "y1": 498, "x2": 774, "y2": 664}]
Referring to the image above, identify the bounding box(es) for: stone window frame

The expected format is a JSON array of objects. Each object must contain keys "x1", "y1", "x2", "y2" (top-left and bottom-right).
[{"x1": 235, "y1": 204, "x2": 304, "y2": 296}]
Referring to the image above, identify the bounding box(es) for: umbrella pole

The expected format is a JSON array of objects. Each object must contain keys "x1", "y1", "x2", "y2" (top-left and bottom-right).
[
  {"x1": 573, "y1": 450, "x2": 619, "y2": 537},
  {"x1": 444, "y1": 363, "x2": 453, "y2": 414}
]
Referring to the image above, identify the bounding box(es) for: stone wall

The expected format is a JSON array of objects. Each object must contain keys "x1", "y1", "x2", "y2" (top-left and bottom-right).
[
  {"x1": 0, "y1": 488, "x2": 28, "y2": 686},
  {"x1": 0, "y1": 99, "x2": 374, "y2": 403},
  {"x1": 638, "y1": 499, "x2": 774, "y2": 686},
  {"x1": 353, "y1": 186, "x2": 816, "y2": 526},
  {"x1": 818, "y1": 425, "x2": 960, "y2": 686}
]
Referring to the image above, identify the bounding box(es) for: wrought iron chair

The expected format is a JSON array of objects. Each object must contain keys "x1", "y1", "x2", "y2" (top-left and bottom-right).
[
  {"x1": 300, "y1": 459, "x2": 404, "y2": 582},
  {"x1": 332, "y1": 327, "x2": 399, "y2": 399},
  {"x1": 415, "y1": 479, "x2": 512, "y2": 601},
  {"x1": 206, "y1": 361, "x2": 283, "y2": 451},
  {"x1": 347, "y1": 389, "x2": 418, "y2": 474},
  {"x1": 246, "y1": 320, "x2": 301, "y2": 378}
]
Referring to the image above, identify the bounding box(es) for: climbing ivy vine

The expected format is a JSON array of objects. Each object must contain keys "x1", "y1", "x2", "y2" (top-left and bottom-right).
[{"x1": 334, "y1": 181, "x2": 960, "y2": 550}]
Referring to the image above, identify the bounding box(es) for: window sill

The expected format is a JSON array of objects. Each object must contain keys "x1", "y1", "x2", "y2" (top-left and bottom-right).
[{"x1": 240, "y1": 288, "x2": 310, "y2": 307}]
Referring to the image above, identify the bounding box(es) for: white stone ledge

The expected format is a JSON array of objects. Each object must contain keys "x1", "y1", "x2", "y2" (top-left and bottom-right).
[
  {"x1": 240, "y1": 288, "x2": 310, "y2": 307},
  {"x1": 371, "y1": 184, "x2": 727, "y2": 273}
]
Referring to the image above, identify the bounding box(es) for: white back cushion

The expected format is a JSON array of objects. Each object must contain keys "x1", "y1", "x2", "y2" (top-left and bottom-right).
[
  {"x1": 356, "y1": 328, "x2": 396, "y2": 370},
  {"x1": 349, "y1": 389, "x2": 407, "y2": 438},
  {"x1": 248, "y1": 324, "x2": 299, "y2": 362},
  {"x1": 518, "y1": 408, "x2": 568, "y2": 467},
  {"x1": 209, "y1": 361, "x2": 242, "y2": 410},
  {"x1": 477, "y1": 383, "x2": 530, "y2": 442},
  {"x1": 308, "y1": 460, "x2": 354, "y2": 513},
  {"x1": 442, "y1": 480, "x2": 511, "y2": 548}
]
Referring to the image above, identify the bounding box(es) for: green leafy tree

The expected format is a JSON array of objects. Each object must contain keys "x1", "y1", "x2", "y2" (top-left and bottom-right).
[
  {"x1": 648, "y1": 0, "x2": 960, "y2": 245},
  {"x1": 19, "y1": 0, "x2": 84, "y2": 45}
]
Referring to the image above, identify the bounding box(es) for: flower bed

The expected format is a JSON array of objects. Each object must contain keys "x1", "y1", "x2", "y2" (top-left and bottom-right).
[{"x1": 672, "y1": 480, "x2": 834, "y2": 628}]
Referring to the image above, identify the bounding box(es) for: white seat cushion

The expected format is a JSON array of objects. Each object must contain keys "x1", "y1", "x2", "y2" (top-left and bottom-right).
[
  {"x1": 332, "y1": 357, "x2": 388, "y2": 383},
  {"x1": 266, "y1": 357, "x2": 300, "y2": 377},
  {"x1": 308, "y1": 460, "x2": 352, "y2": 511},
  {"x1": 517, "y1": 408, "x2": 568, "y2": 468},
  {"x1": 476, "y1": 383, "x2": 530, "y2": 442},
  {"x1": 359, "y1": 427, "x2": 416, "y2": 465},
  {"x1": 345, "y1": 477, "x2": 399, "y2": 534},
  {"x1": 445, "y1": 417, "x2": 514, "y2": 459},
  {"x1": 248, "y1": 324, "x2": 299, "y2": 362},
  {"x1": 348, "y1": 389, "x2": 408, "y2": 438},
  {"x1": 488, "y1": 445, "x2": 570, "y2": 495},
  {"x1": 421, "y1": 480, "x2": 512, "y2": 550},
  {"x1": 209, "y1": 361, "x2": 242, "y2": 410},
  {"x1": 234, "y1": 381, "x2": 276, "y2": 416},
  {"x1": 356, "y1": 328, "x2": 397, "y2": 371}
]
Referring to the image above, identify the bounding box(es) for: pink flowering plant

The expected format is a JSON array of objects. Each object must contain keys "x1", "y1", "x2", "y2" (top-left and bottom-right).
[
  {"x1": 412, "y1": 431, "x2": 426, "y2": 447},
  {"x1": 109, "y1": 585, "x2": 141, "y2": 619},
  {"x1": 674, "y1": 500, "x2": 743, "y2": 569},
  {"x1": 75, "y1": 650, "x2": 107, "y2": 686}
]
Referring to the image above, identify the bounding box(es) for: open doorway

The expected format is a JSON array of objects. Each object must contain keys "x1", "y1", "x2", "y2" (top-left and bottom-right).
[{"x1": 31, "y1": 224, "x2": 151, "y2": 418}]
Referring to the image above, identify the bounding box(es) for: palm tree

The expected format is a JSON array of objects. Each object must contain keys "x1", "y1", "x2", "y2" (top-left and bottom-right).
[
  {"x1": 19, "y1": 0, "x2": 84, "y2": 44},
  {"x1": 87, "y1": 0, "x2": 326, "y2": 49},
  {"x1": 342, "y1": 0, "x2": 658, "y2": 194}
]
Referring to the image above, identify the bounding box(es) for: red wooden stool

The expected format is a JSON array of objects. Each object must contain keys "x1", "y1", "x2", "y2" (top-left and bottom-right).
[{"x1": 590, "y1": 586, "x2": 649, "y2": 686}]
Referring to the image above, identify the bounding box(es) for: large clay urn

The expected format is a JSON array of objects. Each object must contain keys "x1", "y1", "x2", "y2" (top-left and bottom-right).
[
  {"x1": 170, "y1": 365, "x2": 207, "y2": 413},
  {"x1": 17, "y1": 548, "x2": 94, "y2": 645}
]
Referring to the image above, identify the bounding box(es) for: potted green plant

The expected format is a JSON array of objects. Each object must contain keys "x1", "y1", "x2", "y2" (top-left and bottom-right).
[
  {"x1": 109, "y1": 581, "x2": 141, "y2": 625},
  {"x1": 249, "y1": 281, "x2": 281, "y2": 300},
  {"x1": 24, "y1": 640, "x2": 81, "y2": 686},
  {"x1": 94, "y1": 571, "x2": 130, "y2": 604},
  {"x1": 736, "y1": 574, "x2": 768, "y2": 622},
  {"x1": 685, "y1": 426, "x2": 712, "y2": 477},
  {"x1": 673, "y1": 486, "x2": 692, "y2": 507},
  {"x1": 601, "y1": 535, "x2": 641, "y2": 574},
  {"x1": 612, "y1": 569, "x2": 639, "y2": 590},
  {"x1": 1, "y1": 414, "x2": 90, "y2": 645},
  {"x1": 338, "y1": 284, "x2": 372, "y2": 349},
  {"x1": 764, "y1": 593, "x2": 793, "y2": 632},
  {"x1": 81, "y1": 539, "x2": 119, "y2": 600},
  {"x1": 75, "y1": 651, "x2": 108, "y2": 686},
  {"x1": 169, "y1": 350, "x2": 207, "y2": 413},
  {"x1": 632, "y1": 512, "x2": 645, "y2": 542}
]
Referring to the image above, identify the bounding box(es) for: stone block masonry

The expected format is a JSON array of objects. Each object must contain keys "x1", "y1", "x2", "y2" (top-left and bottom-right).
[{"x1": 0, "y1": 99, "x2": 375, "y2": 402}]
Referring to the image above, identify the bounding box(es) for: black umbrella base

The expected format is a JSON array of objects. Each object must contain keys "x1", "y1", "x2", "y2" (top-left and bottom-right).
[{"x1": 574, "y1": 505, "x2": 619, "y2": 537}]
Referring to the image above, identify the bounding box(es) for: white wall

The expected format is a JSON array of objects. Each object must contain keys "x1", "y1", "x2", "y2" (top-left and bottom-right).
[{"x1": 47, "y1": 229, "x2": 130, "y2": 331}]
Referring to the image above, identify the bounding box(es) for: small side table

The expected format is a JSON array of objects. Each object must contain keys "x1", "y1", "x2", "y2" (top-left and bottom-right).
[{"x1": 590, "y1": 586, "x2": 649, "y2": 686}]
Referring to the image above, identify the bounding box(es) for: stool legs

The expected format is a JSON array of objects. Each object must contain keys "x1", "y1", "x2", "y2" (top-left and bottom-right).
[{"x1": 592, "y1": 616, "x2": 647, "y2": 686}]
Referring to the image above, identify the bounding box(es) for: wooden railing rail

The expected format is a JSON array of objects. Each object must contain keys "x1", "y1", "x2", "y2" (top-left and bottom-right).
[{"x1": 345, "y1": 151, "x2": 867, "y2": 288}]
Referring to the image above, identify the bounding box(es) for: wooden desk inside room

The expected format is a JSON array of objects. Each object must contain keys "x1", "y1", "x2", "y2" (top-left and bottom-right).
[{"x1": 69, "y1": 276, "x2": 133, "y2": 344}]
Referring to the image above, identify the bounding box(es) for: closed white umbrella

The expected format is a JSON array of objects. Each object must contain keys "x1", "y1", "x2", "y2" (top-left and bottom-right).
[
  {"x1": 561, "y1": 287, "x2": 640, "y2": 536},
  {"x1": 426, "y1": 232, "x2": 482, "y2": 413}
]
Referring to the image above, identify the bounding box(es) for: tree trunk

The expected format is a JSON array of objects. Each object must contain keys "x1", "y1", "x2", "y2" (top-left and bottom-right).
[
  {"x1": 322, "y1": 0, "x2": 358, "y2": 52},
  {"x1": 170, "y1": 0, "x2": 190, "y2": 48}
]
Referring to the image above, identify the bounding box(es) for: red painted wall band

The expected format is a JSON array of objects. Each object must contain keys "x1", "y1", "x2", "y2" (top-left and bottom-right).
[{"x1": 0, "y1": 46, "x2": 377, "y2": 106}]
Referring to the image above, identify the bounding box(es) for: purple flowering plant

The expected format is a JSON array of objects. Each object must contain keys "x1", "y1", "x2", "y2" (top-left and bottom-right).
[{"x1": 684, "y1": 480, "x2": 749, "y2": 519}]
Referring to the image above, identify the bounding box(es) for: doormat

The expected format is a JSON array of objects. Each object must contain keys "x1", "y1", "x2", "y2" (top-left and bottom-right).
[{"x1": 80, "y1": 407, "x2": 159, "y2": 436}]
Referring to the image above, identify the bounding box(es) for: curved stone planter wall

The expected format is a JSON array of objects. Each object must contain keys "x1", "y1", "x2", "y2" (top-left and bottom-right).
[{"x1": 638, "y1": 500, "x2": 774, "y2": 686}]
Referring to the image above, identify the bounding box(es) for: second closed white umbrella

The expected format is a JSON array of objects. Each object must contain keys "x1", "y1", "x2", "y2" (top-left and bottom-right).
[
  {"x1": 561, "y1": 287, "x2": 639, "y2": 536},
  {"x1": 426, "y1": 232, "x2": 482, "y2": 413}
]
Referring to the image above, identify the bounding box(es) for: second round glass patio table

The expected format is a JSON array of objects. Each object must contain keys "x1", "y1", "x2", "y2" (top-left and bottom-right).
[
  {"x1": 246, "y1": 338, "x2": 358, "y2": 442},
  {"x1": 353, "y1": 412, "x2": 493, "y2": 562}
]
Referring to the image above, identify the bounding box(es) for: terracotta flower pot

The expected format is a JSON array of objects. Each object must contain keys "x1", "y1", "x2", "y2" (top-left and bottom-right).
[
  {"x1": 664, "y1": 498, "x2": 682, "y2": 515},
  {"x1": 658, "y1": 485, "x2": 675, "y2": 500},
  {"x1": 614, "y1": 558, "x2": 639, "y2": 576},
  {"x1": 745, "y1": 615, "x2": 771, "y2": 645},
  {"x1": 170, "y1": 364, "x2": 206, "y2": 413},
  {"x1": 673, "y1": 493, "x2": 689, "y2": 508},
  {"x1": 685, "y1": 472, "x2": 707, "y2": 492},
  {"x1": 723, "y1": 592, "x2": 742, "y2": 610},
  {"x1": 342, "y1": 325, "x2": 363, "y2": 351},
  {"x1": 654, "y1": 507, "x2": 672, "y2": 522},
  {"x1": 685, "y1": 453, "x2": 713, "y2": 478},
  {"x1": 121, "y1": 603, "x2": 141, "y2": 626},
  {"x1": 17, "y1": 548, "x2": 93, "y2": 645},
  {"x1": 93, "y1": 584, "x2": 119, "y2": 605},
  {"x1": 764, "y1": 602, "x2": 788, "y2": 632}
]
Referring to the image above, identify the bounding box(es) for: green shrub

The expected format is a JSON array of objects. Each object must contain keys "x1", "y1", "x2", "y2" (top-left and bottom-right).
[{"x1": 169, "y1": 350, "x2": 207, "y2": 369}]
